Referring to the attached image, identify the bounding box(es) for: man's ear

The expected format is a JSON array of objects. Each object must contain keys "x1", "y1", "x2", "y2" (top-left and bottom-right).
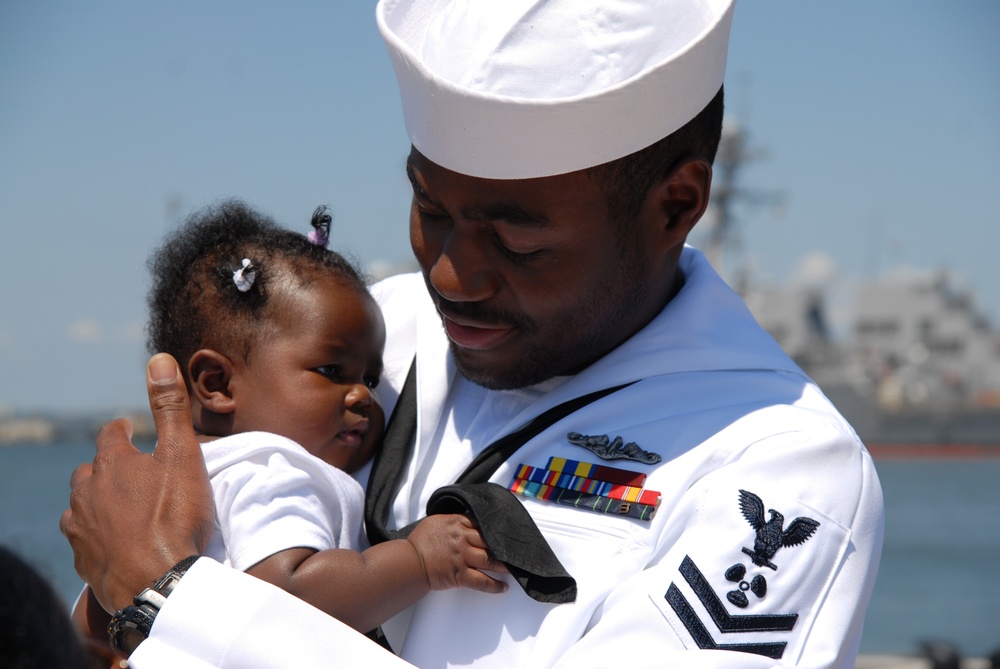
[
  {"x1": 646, "y1": 155, "x2": 713, "y2": 253},
  {"x1": 188, "y1": 349, "x2": 236, "y2": 415}
]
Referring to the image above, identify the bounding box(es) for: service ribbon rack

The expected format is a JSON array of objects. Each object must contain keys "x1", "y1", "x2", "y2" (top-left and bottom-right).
[{"x1": 509, "y1": 457, "x2": 661, "y2": 521}]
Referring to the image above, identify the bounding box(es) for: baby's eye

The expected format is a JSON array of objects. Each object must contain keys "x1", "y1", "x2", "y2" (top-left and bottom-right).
[
  {"x1": 364, "y1": 375, "x2": 381, "y2": 390},
  {"x1": 315, "y1": 365, "x2": 341, "y2": 380}
]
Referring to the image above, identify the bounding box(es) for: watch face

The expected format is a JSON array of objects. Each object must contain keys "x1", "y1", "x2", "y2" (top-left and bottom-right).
[
  {"x1": 120, "y1": 628, "x2": 147, "y2": 656},
  {"x1": 110, "y1": 603, "x2": 156, "y2": 656}
]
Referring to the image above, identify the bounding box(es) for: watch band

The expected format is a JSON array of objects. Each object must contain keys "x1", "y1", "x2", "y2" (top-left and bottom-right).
[
  {"x1": 108, "y1": 555, "x2": 200, "y2": 656},
  {"x1": 153, "y1": 554, "x2": 200, "y2": 597}
]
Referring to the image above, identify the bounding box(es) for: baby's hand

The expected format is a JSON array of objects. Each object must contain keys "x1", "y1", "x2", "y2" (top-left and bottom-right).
[{"x1": 407, "y1": 514, "x2": 508, "y2": 593}]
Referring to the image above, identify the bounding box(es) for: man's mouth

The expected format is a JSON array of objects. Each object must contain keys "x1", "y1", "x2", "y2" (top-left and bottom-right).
[{"x1": 440, "y1": 313, "x2": 516, "y2": 350}]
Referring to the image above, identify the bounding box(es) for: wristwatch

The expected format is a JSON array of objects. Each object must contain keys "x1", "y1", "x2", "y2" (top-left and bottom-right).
[{"x1": 108, "y1": 556, "x2": 200, "y2": 656}]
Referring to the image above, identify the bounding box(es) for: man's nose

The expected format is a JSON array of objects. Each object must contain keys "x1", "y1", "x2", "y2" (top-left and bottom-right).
[{"x1": 428, "y1": 225, "x2": 500, "y2": 303}]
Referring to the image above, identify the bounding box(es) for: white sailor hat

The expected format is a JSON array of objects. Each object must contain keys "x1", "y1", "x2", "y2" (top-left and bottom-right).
[{"x1": 376, "y1": 0, "x2": 736, "y2": 180}]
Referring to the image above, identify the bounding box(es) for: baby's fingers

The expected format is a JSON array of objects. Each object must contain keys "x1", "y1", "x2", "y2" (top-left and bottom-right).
[
  {"x1": 458, "y1": 566, "x2": 508, "y2": 594},
  {"x1": 467, "y1": 545, "x2": 508, "y2": 575}
]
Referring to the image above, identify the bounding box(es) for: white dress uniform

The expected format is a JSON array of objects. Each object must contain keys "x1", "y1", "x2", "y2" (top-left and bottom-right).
[{"x1": 132, "y1": 248, "x2": 883, "y2": 668}]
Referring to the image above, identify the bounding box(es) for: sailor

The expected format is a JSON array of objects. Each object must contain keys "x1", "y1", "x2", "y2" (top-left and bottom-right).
[{"x1": 62, "y1": 0, "x2": 885, "y2": 666}]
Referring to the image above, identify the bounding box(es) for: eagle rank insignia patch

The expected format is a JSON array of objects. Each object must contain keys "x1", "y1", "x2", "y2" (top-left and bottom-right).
[
  {"x1": 660, "y1": 489, "x2": 824, "y2": 659},
  {"x1": 738, "y1": 489, "x2": 820, "y2": 571}
]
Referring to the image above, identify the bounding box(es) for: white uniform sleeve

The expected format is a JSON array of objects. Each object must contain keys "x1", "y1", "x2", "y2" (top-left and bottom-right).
[
  {"x1": 211, "y1": 443, "x2": 363, "y2": 570},
  {"x1": 130, "y1": 558, "x2": 413, "y2": 668},
  {"x1": 550, "y1": 428, "x2": 884, "y2": 669}
]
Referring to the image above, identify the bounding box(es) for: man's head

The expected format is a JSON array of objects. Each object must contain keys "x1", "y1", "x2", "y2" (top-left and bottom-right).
[
  {"x1": 405, "y1": 128, "x2": 715, "y2": 389},
  {"x1": 590, "y1": 86, "x2": 726, "y2": 230},
  {"x1": 380, "y1": 0, "x2": 735, "y2": 388}
]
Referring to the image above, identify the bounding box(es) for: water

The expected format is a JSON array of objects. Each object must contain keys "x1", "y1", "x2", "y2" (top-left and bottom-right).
[
  {"x1": 1, "y1": 442, "x2": 998, "y2": 657},
  {"x1": 0, "y1": 442, "x2": 91, "y2": 605},
  {"x1": 862, "y1": 459, "x2": 1000, "y2": 657}
]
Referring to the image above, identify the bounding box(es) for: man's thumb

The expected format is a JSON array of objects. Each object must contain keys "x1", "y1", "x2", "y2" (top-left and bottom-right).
[{"x1": 147, "y1": 353, "x2": 198, "y2": 462}]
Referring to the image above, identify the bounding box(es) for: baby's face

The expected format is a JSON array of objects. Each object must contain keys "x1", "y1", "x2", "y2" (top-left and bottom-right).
[{"x1": 231, "y1": 275, "x2": 386, "y2": 472}]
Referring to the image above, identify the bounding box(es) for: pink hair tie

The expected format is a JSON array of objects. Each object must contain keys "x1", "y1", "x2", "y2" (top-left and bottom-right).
[{"x1": 309, "y1": 205, "x2": 332, "y2": 247}]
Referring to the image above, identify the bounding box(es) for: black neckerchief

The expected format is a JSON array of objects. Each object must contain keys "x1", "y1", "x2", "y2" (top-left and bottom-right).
[{"x1": 364, "y1": 359, "x2": 634, "y2": 604}]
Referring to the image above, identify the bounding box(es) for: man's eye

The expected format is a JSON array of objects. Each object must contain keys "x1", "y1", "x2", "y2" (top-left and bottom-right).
[
  {"x1": 499, "y1": 244, "x2": 544, "y2": 261},
  {"x1": 494, "y1": 234, "x2": 545, "y2": 262},
  {"x1": 414, "y1": 200, "x2": 449, "y2": 220}
]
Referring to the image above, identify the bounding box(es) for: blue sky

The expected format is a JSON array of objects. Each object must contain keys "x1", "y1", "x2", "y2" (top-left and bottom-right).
[{"x1": 1, "y1": 1, "x2": 998, "y2": 413}]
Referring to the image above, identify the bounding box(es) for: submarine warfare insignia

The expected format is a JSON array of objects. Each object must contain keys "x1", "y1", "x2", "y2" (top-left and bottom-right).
[
  {"x1": 566, "y1": 432, "x2": 661, "y2": 464},
  {"x1": 508, "y1": 457, "x2": 662, "y2": 521},
  {"x1": 738, "y1": 489, "x2": 820, "y2": 571}
]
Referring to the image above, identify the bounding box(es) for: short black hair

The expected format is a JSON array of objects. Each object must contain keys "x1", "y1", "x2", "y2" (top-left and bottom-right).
[
  {"x1": 0, "y1": 545, "x2": 89, "y2": 668},
  {"x1": 146, "y1": 199, "x2": 367, "y2": 385},
  {"x1": 590, "y1": 85, "x2": 725, "y2": 226}
]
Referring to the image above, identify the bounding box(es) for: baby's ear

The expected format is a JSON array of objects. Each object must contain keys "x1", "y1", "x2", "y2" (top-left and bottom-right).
[{"x1": 188, "y1": 349, "x2": 236, "y2": 414}]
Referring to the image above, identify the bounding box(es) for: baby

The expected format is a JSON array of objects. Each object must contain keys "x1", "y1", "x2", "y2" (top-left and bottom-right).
[{"x1": 74, "y1": 200, "x2": 504, "y2": 652}]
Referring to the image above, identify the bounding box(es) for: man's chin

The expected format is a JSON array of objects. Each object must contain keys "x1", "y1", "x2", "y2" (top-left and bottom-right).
[{"x1": 450, "y1": 344, "x2": 553, "y2": 391}]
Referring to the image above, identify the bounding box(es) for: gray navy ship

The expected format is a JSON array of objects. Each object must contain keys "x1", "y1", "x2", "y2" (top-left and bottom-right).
[
  {"x1": 704, "y1": 120, "x2": 1000, "y2": 452},
  {"x1": 745, "y1": 270, "x2": 1000, "y2": 450}
]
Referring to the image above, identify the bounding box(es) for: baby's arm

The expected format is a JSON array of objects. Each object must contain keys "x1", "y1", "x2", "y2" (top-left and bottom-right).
[
  {"x1": 71, "y1": 585, "x2": 112, "y2": 648},
  {"x1": 245, "y1": 513, "x2": 506, "y2": 633}
]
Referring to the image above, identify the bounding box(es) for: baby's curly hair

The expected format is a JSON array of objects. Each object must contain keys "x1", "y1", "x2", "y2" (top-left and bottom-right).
[{"x1": 146, "y1": 199, "x2": 368, "y2": 385}]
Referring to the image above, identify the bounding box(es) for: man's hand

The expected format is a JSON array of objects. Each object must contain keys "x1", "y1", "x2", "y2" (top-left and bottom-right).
[
  {"x1": 407, "y1": 514, "x2": 508, "y2": 593},
  {"x1": 60, "y1": 353, "x2": 215, "y2": 612}
]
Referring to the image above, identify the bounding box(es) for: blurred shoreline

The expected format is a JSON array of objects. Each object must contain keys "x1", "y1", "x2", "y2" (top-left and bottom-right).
[{"x1": 4, "y1": 410, "x2": 998, "y2": 461}]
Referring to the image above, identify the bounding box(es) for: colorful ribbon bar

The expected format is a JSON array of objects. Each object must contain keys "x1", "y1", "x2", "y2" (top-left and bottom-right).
[
  {"x1": 545, "y1": 457, "x2": 647, "y2": 488},
  {"x1": 513, "y1": 464, "x2": 661, "y2": 507},
  {"x1": 509, "y1": 477, "x2": 657, "y2": 521}
]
